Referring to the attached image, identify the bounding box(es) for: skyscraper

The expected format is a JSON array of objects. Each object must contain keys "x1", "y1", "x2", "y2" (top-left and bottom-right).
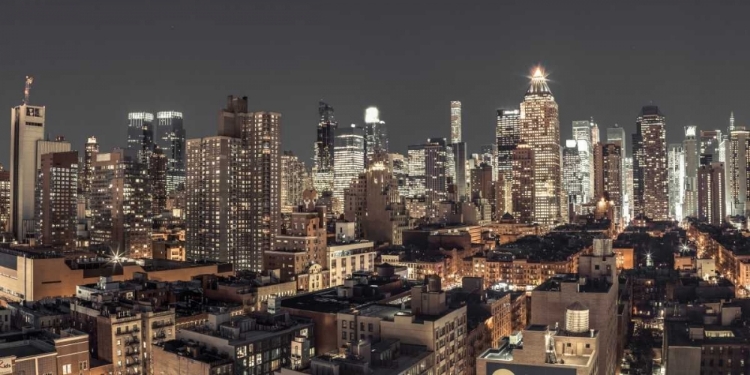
[
  {"x1": 155, "y1": 111, "x2": 185, "y2": 193},
  {"x1": 572, "y1": 120, "x2": 594, "y2": 204},
  {"x1": 698, "y1": 162, "x2": 726, "y2": 225},
  {"x1": 10, "y1": 100, "x2": 45, "y2": 241},
  {"x1": 726, "y1": 127, "x2": 750, "y2": 216},
  {"x1": 632, "y1": 105, "x2": 669, "y2": 220},
  {"x1": 563, "y1": 140, "x2": 584, "y2": 220},
  {"x1": 389, "y1": 153, "x2": 410, "y2": 198},
  {"x1": 450, "y1": 101, "x2": 462, "y2": 144},
  {"x1": 36, "y1": 151, "x2": 78, "y2": 249},
  {"x1": 333, "y1": 124, "x2": 365, "y2": 213},
  {"x1": 407, "y1": 138, "x2": 448, "y2": 210},
  {"x1": 496, "y1": 109, "x2": 520, "y2": 215},
  {"x1": 364, "y1": 107, "x2": 388, "y2": 166},
  {"x1": 80, "y1": 136, "x2": 98, "y2": 198},
  {"x1": 599, "y1": 143, "x2": 622, "y2": 213},
  {"x1": 519, "y1": 67, "x2": 562, "y2": 225},
  {"x1": 683, "y1": 126, "x2": 699, "y2": 218},
  {"x1": 700, "y1": 130, "x2": 722, "y2": 166},
  {"x1": 314, "y1": 101, "x2": 336, "y2": 194},
  {"x1": 149, "y1": 146, "x2": 168, "y2": 215},
  {"x1": 450, "y1": 142, "x2": 468, "y2": 201},
  {"x1": 280, "y1": 151, "x2": 309, "y2": 214},
  {"x1": 186, "y1": 136, "x2": 245, "y2": 265},
  {"x1": 511, "y1": 143, "x2": 535, "y2": 224},
  {"x1": 623, "y1": 157, "x2": 634, "y2": 223},
  {"x1": 126, "y1": 112, "x2": 155, "y2": 166},
  {"x1": 668, "y1": 144, "x2": 685, "y2": 220}
]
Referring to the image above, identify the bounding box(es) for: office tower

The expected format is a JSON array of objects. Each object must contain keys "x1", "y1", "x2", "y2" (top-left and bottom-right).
[
  {"x1": 563, "y1": 140, "x2": 584, "y2": 221},
  {"x1": 407, "y1": 138, "x2": 448, "y2": 210},
  {"x1": 451, "y1": 142, "x2": 468, "y2": 201},
  {"x1": 511, "y1": 143, "x2": 535, "y2": 223},
  {"x1": 572, "y1": 120, "x2": 594, "y2": 204},
  {"x1": 519, "y1": 68, "x2": 562, "y2": 225},
  {"x1": 591, "y1": 120, "x2": 600, "y2": 145},
  {"x1": 726, "y1": 127, "x2": 750, "y2": 216},
  {"x1": 496, "y1": 109, "x2": 520, "y2": 215},
  {"x1": 363, "y1": 107, "x2": 388, "y2": 166},
  {"x1": 36, "y1": 151, "x2": 78, "y2": 249},
  {"x1": 126, "y1": 112, "x2": 155, "y2": 165},
  {"x1": 149, "y1": 146, "x2": 168, "y2": 215},
  {"x1": 186, "y1": 136, "x2": 245, "y2": 265},
  {"x1": 599, "y1": 143, "x2": 623, "y2": 210},
  {"x1": 90, "y1": 150, "x2": 151, "y2": 257},
  {"x1": 698, "y1": 162, "x2": 726, "y2": 225},
  {"x1": 607, "y1": 124, "x2": 628, "y2": 217},
  {"x1": 333, "y1": 124, "x2": 365, "y2": 212},
  {"x1": 632, "y1": 105, "x2": 669, "y2": 220},
  {"x1": 389, "y1": 153, "x2": 410, "y2": 198},
  {"x1": 450, "y1": 100, "x2": 462, "y2": 144},
  {"x1": 80, "y1": 136, "x2": 98, "y2": 197},
  {"x1": 155, "y1": 111, "x2": 186, "y2": 193},
  {"x1": 314, "y1": 101, "x2": 336, "y2": 194},
  {"x1": 623, "y1": 157, "x2": 634, "y2": 222},
  {"x1": 668, "y1": 144, "x2": 685, "y2": 220},
  {"x1": 0, "y1": 165, "x2": 9, "y2": 232},
  {"x1": 700, "y1": 130, "x2": 722, "y2": 166},
  {"x1": 607, "y1": 125, "x2": 627, "y2": 153},
  {"x1": 280, "y1": 151, "x2": 308, "y2": 214},
  {"x1": 683, "y1": 126, "x2": 699, "y2": 218},
  {"x1": 407, "y1": 145, "x2": 427, "y2": 198},
  {"x1": 10, "y1": 100, "x2": 45, "y2": 241}
]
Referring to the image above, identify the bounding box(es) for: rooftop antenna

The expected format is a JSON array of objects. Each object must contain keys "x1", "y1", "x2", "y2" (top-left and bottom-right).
[{"x1": 23, "y1": 76, "x2": 34, "y2": 105}]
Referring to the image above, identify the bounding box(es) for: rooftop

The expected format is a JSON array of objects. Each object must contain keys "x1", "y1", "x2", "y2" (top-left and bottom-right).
[
  {"x1": 666, "y1": 320, "x2": 750, "y2": 347},
  {"x1": 535, "y1": 274, "x2": 612, "y2": 293}
]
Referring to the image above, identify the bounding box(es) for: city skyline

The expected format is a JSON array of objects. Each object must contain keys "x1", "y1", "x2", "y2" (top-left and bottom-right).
[{"x1": 2, "y1": 1, "x2": 749, "y2": 167}]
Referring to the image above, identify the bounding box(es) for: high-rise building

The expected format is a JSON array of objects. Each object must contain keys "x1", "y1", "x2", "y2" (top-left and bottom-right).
[
  {"x1": 149, "y1": 146, "x2": 168, "y2": 215},
  {"x1": 450, "y1": 100, "x2": 462, "y2": 144},
  {"x1": 519, "y1": 68, "x2": 562, "y2": 225},
  {"x1": 607, "y1": 124, "x2": 628, "y2": 221},
  {"x1": 698, "y1": 162, "x2": 726, "y2": 225},
  {"x1": 599, "y1": 143, "x2": 623, "y2": 212},
  {"x1": 407, "y1": 146, "x2": 427, "y2": 198},
  {"x1": 496, "y1": 109, "x2": 520, "y2": 216},
  {"x1": 155, "y1": 111, "x2": 186, "y2": 193},
  {"x1": 0, "y1": 165, "x2": 9, "y2": 233},
  {"x1": 700, "y1": 129, "x2": 722, "y2": 166},
  {"x1": 333, "y1": 124, "x2": 365, "y2": 213},
  {"x1": 632, "y1": 105, "x2": 669, "y2": 220},
  {"x1": 407, "y1": 138, "x2": 448, "y2": 213},
  {"x1": 80, "y1": 136, "x2": 98, "y2": 198},
  {"x1": 668, "y1": 144, "x2": 685, "y2": 220},
  {"x1": 363, "y1": 107, "x2": 388, "y2": 166},
  {"x1": 280, "y1": 151, "x2": 309, "y2": 214},
  {"x1": 563, "y1": 140, "x2": 585, "y2": 220},
  {"x1": 607, "y1": 125, "x2": 627, "y2": 152},
  {"x1": 10, "y1": 101, "x2": 45, "y2": 241},
  {"x1": 126, "y1": 112, "x2": 155, "y2": 166},
  {"x1": 572, "y1": 120, "x2": 594, "y2": 204},
  {"x1": 683, "y1": 126, "x2": 699, "y2": 218},
  {"x1": 314, "y1": 101, "x2": 336, "y2": 194},
  {"x1": 389, "y1": 153, "x2": 410, "y2": 198},
  {"x1": 36, "y1": 151, "x2": 78, "y2": 249},
  {"x1": 470, "y1": 163, "x2": 494, "y2": 201},
  {"x1": 90, "y1": 149, "x2": 151, "y2": 257},
  {"x1": 726, "y1": 127, "x2": 750, "y2": 216},
  {"x1": 511, "y1": 143, "x2": 535, "y2": 223},
  {"x1": 186, "y1": 136, "x2": 246, "y2": 265},
  {"x1": 451, "y1": 142, "x2": 468, "y2": 201},
  {"x1": 623, "y1": 157, "x2": 634, "y2": 223}
]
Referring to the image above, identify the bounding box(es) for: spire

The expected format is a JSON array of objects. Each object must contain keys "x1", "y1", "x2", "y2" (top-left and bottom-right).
[{"x1": 526, "y1": 66, "x2": 552, "y2": 96}]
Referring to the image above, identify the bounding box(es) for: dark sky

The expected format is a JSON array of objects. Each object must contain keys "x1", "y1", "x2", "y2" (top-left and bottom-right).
[{"x1": 2, "y1": 1, "x2": 749, "y2": 167}]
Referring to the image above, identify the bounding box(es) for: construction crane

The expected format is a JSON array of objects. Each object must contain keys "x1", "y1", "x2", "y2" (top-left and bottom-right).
[{"x1": 23, "y1": 76, "x2": 33, "y2": 105}]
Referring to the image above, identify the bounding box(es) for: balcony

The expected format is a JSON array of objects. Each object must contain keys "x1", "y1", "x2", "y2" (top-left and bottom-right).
[
  {"x1": 152, "y1": 320, "x2": 173, "y2": 329},
  {"x1": 116, "y1": 327, "x2": 140, "y2": 336}
]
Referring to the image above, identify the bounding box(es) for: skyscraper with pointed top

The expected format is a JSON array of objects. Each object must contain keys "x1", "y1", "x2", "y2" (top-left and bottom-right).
[{"x1": 519, "y1": 67, "x2": 562, "y2": 225}]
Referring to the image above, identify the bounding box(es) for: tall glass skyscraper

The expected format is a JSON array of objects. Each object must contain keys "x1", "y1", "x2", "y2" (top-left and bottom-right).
[
  {"x1": 632, "y1": 106, "x2": 668, "y2": 220},
  {"x1": 314, "y1": 101, "x2": 336, "y2": 194},
  {"x1": 496, "y1": 109, "x2": 520, "y2": 215},
  {"x1": 519, "y1": 67, "x2": 562, "y2": 225},
  {"x1": 364, "y1": 107, "x2": 388, "y2": 166},
  {"x1": 156, "y1": 111, "x2": 185, "y2": 193},
  {"x1": 333, "y1": 125, "x2": 365, "y2": 213},
  {"x1": 126, "y1": 112, "x2": 154, "y2": 166}
]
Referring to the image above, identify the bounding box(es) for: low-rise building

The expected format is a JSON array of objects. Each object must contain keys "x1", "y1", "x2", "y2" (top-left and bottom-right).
[
  {"x1": 152, "y1": 339, "x2": 235, "y2": 375},
  {"x1": 0, "y1": 329, "x2": 94, "y2": 375},
  {"x1": 328, "y1": 241, "x2": 376, "y2": 287}
]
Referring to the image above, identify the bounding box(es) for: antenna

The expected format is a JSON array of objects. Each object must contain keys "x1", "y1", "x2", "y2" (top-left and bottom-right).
[{"x1": 23, "y1": 76, "x2": 34, "y2": 105}]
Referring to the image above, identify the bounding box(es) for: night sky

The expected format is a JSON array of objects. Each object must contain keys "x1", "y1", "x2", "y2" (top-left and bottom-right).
[{"x1": 2, "y1": 1, "x2": 749, "y2": 167}]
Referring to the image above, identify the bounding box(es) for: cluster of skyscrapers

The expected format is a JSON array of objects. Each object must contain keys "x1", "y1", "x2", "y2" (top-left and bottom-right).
[{"x1": 3, "y1": 68, "x2": 747, "y2": 274}]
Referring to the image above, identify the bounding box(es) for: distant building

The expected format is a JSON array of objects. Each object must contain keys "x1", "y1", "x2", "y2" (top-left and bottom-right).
[
  {"x1": 496, "y1": 109, "x2": 520, "y2": 216},
  {"x1": 683, "y1": 126, "x2": 699, "y2": 218},
  {"x1": 314, "y1": 101, "x2": 336, "y2": 194},
  {"x1": 333, "y1": 125, "x2": 365, "y2": 213},
  {"x1": 511, "y1": 143, "x2": 535, "y2": 224},
  {"x1": 10, "y1": 101, "x2": 46, "y2": 241},
  {"x1": 155, "y1": 111, "x2": 186, "y2": 193},
  {"x1": 632, "y1": 105, "x2": 669, "y2": 220},
  {"x1": 280, "y1": 151, "x2": 309, "y2": 214},
  {"x1": 363, "y1": 107, "x2": 388, "y2": 167},
  {"x1": 37, "y1": 151, "x2": 79, "y2": 249},
  {"x1": 698, "y1": 162, "x2": 726, "y2": 225}
]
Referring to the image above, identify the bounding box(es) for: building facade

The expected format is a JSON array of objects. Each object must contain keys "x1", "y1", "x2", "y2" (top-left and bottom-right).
[
  {"x1": 37, "y1": 151, "x2": 79, "y2": 249},
  {"x1": 632, "y1": 105, "x2": 669, "y2": 220},
  {"x1": 155, "y1": 111, "x2": 186, "y2": 193}
]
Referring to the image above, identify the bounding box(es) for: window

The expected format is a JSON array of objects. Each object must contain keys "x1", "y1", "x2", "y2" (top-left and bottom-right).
[
  {"x1": 360, "y1": 322, "x2": 364, "y2": 331},
  {"x1": 62, "y1": 364, "x2": 72, "y2": 375},
  {"x1": 368, "y1": 323, "x2": 373, "y2": 332},
  {"x1": 342, "y1": 331, "x2": 347, "y2": 339},
  {"x1": 79, "y1": 361, "x2": 88, "y2": 370},
  {"x1": 342, "y1": 321, "x2": 347, "y2": 328},
  {"x1": 585, "y1": 344, "x2": 590, "y2": 348}
]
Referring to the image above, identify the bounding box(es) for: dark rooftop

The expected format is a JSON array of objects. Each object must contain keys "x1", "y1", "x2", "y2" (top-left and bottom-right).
[{"x1": 535, "y1": 274, "x2": 612, "y2": 293}]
